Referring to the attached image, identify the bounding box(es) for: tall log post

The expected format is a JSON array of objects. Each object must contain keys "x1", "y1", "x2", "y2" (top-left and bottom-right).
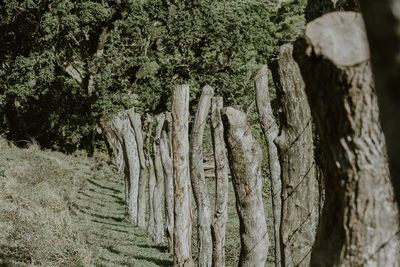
[
  {"x1": 361, "y1": 0, "x2": 400, "y2": 207},
  {"x1": 144, "y1": 114, "x2": 156, "y2": 236},
  {"x1": 254, "y1": 65, "x2": 282, "y2": 266},
  {"x1": 153, "y1": 113, "x2": 165, "y2": 244},
  {"x1": 190, "y1": 85, "x2": 214, "y2": 267},
  {"x1": 128, "y1": 111, "x2": 148, "y2": 228},
  {"x1": 172, "y1": 85, "x2": 194, "y2": 267},
  {"x1": 210, "y1": 97, "x2": 229, "y2": 267},
  {"x1": 270, "y1": 44, "x2": 319, "y2": 267},
  {"x1": 296, "y1": 12, "x2": 400, "y2": 265},
  {"x1": 222, "y1": 107, "x2": 269, "y2": 267},
  {"x1": 161, "y1": 112, "x2": 174, "y2": 253},
  {"x1": 111, "y1": 110, "x2": 140, "y2": 225}
]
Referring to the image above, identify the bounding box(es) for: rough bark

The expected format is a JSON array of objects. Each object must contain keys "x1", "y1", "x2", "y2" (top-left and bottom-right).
[
  {"x1": 221, "y1": 107, "x2": 269, "y2": 267},
  {"x1": 270, "y1": 44, "x2": 319, "y2": 267},
  {"x1": 144, "y1": 114, "x2": 156, "y2": 236},
  {"x1": 153, "y1": 113, "x2": 165, "y2": 244},
  {"x1": 295, "y1": 11, "x2": 400, "y2": 266},
  {"x1": 128, "y1": 111, "x2": 148, "y2": 228},
  {"x1": 172, "y1": 85, "x2": 194, "y2": 267},
  {"x1": 361, "y1": 0, "x2": 400, "y2": 208},
  {"x1": 161, "y1": 112, "x2": 174, "y2": 253},
  {"x1": 111, "y1": 110, "x2": 140, "y2": 225},
  {"x1": 210, "y1": 97, "x2": 229, "y2": 267},
  {"x1": 254, "y1": 65, "x2": 282, "y2": 266},
  {"x1": 190, "y1": 85, "x2": 214, "y2": 267}
]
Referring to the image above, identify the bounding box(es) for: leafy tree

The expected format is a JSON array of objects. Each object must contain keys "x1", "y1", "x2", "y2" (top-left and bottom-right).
[{"x1": 0, "y1": 0, "x2": 306, "y2": 153}]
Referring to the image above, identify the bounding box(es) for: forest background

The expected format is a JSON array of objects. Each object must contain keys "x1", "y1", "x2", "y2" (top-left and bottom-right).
[{"x1": 0, "y1": 0, "x2": 350, "y2": 154}]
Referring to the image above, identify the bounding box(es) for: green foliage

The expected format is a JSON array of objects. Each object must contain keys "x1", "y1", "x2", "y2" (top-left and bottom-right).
[{"x1": 0, "y1": 0, "x2": 306, "y2": 152}]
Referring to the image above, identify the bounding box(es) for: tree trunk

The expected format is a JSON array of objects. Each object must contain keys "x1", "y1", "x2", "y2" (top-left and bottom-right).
[
  {"x1": 254, "y1": 65, "x2": 282, "y2": 266},
  {"x1": 172, "y1": 84, "x2": 194, "y2": 267},
  {"x1": 221, "y1": 107, "x2": 269, "y2": 267},
  {"x1": 190, "y1": 85, "x2": 214, "y2": 267},
  {"x1": 270, "y1": 44, "x2": 319, "y2": 267},
  {"x1": 144, "y1": 114, "x2": 156, "y2": 236},
  {"x1": 161, "y1": 112, "x2": 174, "y2": 253},
  {"x1": 128, "y1": 111, "x2": 148, "y2": 228},
  {"x1": 296, "y1": 11, "x2": 400, "y2": 266},
  {"x1": 153, "y1": 113, "x2": 165, "y2": 244},
  {"x1": 111, "y1": 110, "x2": 140, "y2": 225},
  {"x1": 361, "y1": 0, "x2": 400, "y2": 209},
  {"x1": 210, "y1": 97, "x2": 229, "y2": 267}
]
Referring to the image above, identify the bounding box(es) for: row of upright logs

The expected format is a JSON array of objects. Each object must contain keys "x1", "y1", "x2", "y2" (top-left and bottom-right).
[
  {"x1": 102, "y1": 11, "x2": 400, "y2": 267},
  {"x1": 103, "y1": 81, "x2": 270, "y2": 267}
]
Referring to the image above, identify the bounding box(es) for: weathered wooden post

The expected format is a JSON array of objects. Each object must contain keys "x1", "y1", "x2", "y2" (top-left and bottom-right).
[
  {"x1": 222, "y1": 107, "x2": 269, "y2": 267},
  {"x1": 270, "y1": 44, "x2": 319, "y2": 267},
  {"x1": 190, "y1": 85, "x2": 214, "y2": 267},
  {"x1": 254, "y1": 65, "x2": 282, "y2": 266},
  {"x1": 128, "y1": 111, "x2": 148, "y2": 228},
  {"x1": 172, "y1": 85, "x2": 193, "y2": 266},
  {"x1": 210, "y1": 97, "x2": 229, "y2": 267},
  {"x1": 111, "y1": 110, "x2": 140, "y2": 225},
  {"x1": 160, "y1": 112, "x2": 174, "y2": 253},
  {"x1": 143, "y1": 114, "x2": 156, "y2": 235},
  {"x1": 153, "y1": 113, "x2": 165, "y2": 244},
  {"x1": 297, "y1": 12, "x2": 400, "y2": 266}
]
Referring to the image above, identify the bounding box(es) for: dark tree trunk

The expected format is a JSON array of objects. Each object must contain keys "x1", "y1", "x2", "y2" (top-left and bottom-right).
[
  {"x1": 222, "y1": 107, "x2": 270, "y2": 267},
  {"x1": 270, "y1": 44, "x2": 319, "y2": 267},
  {"x1": 361, "y1": 0, "x2": 400, "y2": 208},
  {"x1": 296, "y1": 11, "x2": 400, "y2": 266}
]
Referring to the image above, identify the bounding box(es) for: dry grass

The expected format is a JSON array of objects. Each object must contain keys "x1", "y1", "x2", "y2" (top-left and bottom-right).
[
  {"x1": 0, "y1": 139, "x2": 93, "y2": 266},
  {"x1": 0, "y1": 138, "x2": 172, "y2": 266}
]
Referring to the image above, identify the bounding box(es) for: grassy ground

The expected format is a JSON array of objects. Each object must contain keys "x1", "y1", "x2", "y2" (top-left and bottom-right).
[{"x1": 0, "y1": 138, "x2": 274, "y2": 266}]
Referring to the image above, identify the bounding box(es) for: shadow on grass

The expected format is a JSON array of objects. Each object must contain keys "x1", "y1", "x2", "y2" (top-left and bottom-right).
[
  {"x1": 134, "y1": 254, "x2": 173, "y2": 266},
  {"x1": 137, "y1": 243, "x2": 169, "y2": 253},
  {"x1": 86, "y1": 178, "x2": 121, "y2": 194},
  {"x1": 80, "y1": 190, "x2": 125, "y2": 205},
  {"x1": 71, "y1": 203, "x2": 125, "y2": 223}
]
